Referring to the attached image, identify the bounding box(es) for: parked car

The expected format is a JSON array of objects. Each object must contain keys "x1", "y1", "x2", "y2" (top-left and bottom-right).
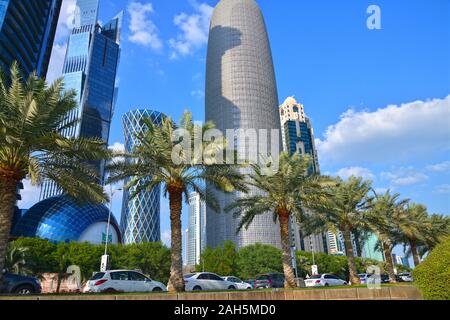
[
  {"x1": 304, "y1": 274, "x2": 347, "y2": 287},
  {"x1": 398, "y1": 272, "x2": 413, "y2": 282},
  {"x1": 245, "y1": 279, "x2": 255, "y2": 288},
  {"x1": 222, "y1": 276, "x2": 252, "y2": 290},
  {"x1": 83, "y1": 270, "x2": 167, "y2": 293},
  {"x1": 254, "y1": 273, "x2": 285, "y2": 289},
  {"x1": 0, "y1": 271, "x2": 41, "y2": 295},
  {"x1": 183, "y1": 272, "x2": 237, "y2": 291},
  {"x1": 358, "y1": 273, "x2": 370, "y2": 284}
]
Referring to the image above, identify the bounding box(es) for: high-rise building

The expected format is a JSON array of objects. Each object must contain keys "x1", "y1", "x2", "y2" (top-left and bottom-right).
[
  {"x1": 0, "y1": 0, "x2": 62, "y2": 77},
  {"x1": 205, "y1": 0, "x2": 282, "y2": 249},
  {"x1": 186, "y1": 192, "x2": 206, "y2": 267},
  {"x1": 362, "y1": 233, "x2": 385, "y2": 262},
  {"x1": 279, "y1": 97, "x2": 326, "y2": 253},
  {"x1": 120, "y1": 110, "x2": 163, "y2": 244},
  {"x1": 40, "y1": 0, "x2": 122, "y2": 200}
]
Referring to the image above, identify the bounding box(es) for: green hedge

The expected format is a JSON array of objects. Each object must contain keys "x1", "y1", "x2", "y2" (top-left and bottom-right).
[{"x1": 413, "y1": 236, "x2": 450, "y2": 300}]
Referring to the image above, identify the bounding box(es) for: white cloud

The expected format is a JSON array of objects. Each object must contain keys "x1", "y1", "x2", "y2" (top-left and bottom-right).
[
  {"x1": 161, "y1": 229, "x2": 171, "y2": 247},
  {"x1": 127, "y1": 1, "x2": 163, "y2": 50},
  {"x1": 426, "y1": 161, "x2": 450, "y2": 173},
  {"x1": 434, "y1": 184, "x2": 450, "y2": 194},
  {"x1": 190, "y1": 89, "x2": 204, "y2": 99},
  {"x1": 381, "y1": 167, "x2": 428, "y2": 186},
  {"x1": 336, "y1": 167, "x2": 375, "y2": 180},
  {"x1": 18, "y1": 179, "x2": 41, "y2": 209},
  {"x1": 109, "y1": 142, "x2": 125, "y2": 153},
  {"x1": 169, "y1": 2, "x2": 213, "y2": 59},
  {"x1": 316, "y1": 95, "x2": 450, "y2": 165}
]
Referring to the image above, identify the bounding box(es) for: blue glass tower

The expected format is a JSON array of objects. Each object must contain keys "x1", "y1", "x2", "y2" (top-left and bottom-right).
[
  {"x1": 0, "y1": 0, "x2": 62, "y2": 77},
  {"x1": 121, "y1": 110, "x2": 164, "y2": 244},
  {"x1": 40, "y1": 0, "x2": 122, "y2": 200}
]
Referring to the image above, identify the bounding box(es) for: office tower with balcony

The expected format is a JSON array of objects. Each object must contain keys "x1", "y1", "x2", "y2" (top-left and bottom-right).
[
  {"x1": 0, "y1": 0, "x2": 62, "y2": 77},
  {"x1": 279, "y1": 96, "x2": 327, "y2": 253},
  {"x1": 186, "y1": 192, "x2": 206, "y2": 267},
  {"x1": 40, "y1": 0, "x2": 122, "y2": 200},
  {"x1": 205, "y1": 0, "x2": 282, "y2": 249},
  {"x1": 120, "y1": 110, "x2": 164, "y2": 244}
]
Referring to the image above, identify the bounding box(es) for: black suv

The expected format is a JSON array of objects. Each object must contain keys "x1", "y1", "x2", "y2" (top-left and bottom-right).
[
  {"x1": 254, "y1": 273, "x2": 285, "y2": 289},
  {"x1": 0, "y1": 271, "x2": 42, "y2": 295}
]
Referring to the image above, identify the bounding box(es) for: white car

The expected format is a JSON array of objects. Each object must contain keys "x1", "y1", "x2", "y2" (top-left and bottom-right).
[
  {"x1": 304, "y1": 274, "x2": 348, "y2": 287},
  {"x1": 83, "y1": 270, "x2": 167, "y2": 293},
  {"x1": 222, "y1": 276, "x2": 252, "y2": 290},
  {"x1": 183, "y1": 272, "x2": 237, "y2": 291},
  {"x1": 398, "y1": 273, "x2": 413, "y2": 282}
]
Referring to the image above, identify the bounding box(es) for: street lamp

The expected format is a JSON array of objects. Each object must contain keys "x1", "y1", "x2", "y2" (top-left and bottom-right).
[{"x1": 100, "y1": 185, "x2": 122, "y2": 272}]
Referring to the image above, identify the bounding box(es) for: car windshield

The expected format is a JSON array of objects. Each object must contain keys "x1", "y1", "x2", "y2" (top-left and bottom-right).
[
  {"x1": 184, "y1": 273, "x2": 195, "y2": 279},
  {"x1": 309, "y1": 275, "x2": 322, "y2": 279},
  {"x1": 90, "y1": 272, "x2": 105, "y2": 280}
]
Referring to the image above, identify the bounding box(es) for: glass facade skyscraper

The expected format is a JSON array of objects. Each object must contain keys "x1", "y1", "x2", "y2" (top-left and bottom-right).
[
  {"x1": 205, "y1": 0, "x2": 282, "y2": 249},
  {"x1": 0, "y1": 0, "x2": 62, "y2": 77},
  {"x1": 40, "y1": 0, "x2": 122, "y2": 200},
  {"x1": 279, "y1": 97, "x2": 328, "y2": 253},
  {"x1": 120, "y1": 110, "x2": 164, "y2": 244},
  {"x1": 186, "y1": 192, "x2": 206, "y2": 267}
]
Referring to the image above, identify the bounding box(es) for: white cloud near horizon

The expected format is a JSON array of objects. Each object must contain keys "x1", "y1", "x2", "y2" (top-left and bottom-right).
[
  {"x1": 381, "y1": 167, "x2": 428, "y2": 186},
  {"x1": 336, "y1": 167, "x2": 375, "y2": 180},
  {"x1": 169, "y1": 2, "x2": 213, "y2": 59},
  {"x1": 316, "y1": 95, "x2": 450, "y2": 165},
  {"x1": 434, "y1": 184, "x2": 450, "y2": 194},
  {"x1": 426, "y1": 161, "x2": 450, "y2": 173},
  {"x1": 128, "y1": 1, "x2": 163, "y2": 50}
]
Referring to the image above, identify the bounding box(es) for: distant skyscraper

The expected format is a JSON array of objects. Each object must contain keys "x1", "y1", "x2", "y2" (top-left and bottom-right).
[
  {"x1": 279, "y1": 97, "x2": 326, "y2": 253},
  {"x1": 120, "y1": 110, "x2": 163, "y2": 244},
  {"x1": 362, "y1": 233, "x2": 385, "y2": 262},
  {"x1": 0, "y1": 0, "x2": 62, "y2": 77},
  {"x1": 186, "y1": 192, "x2": 206, "y2": 267},
  {"x1": 40, "y1": 0, "x2": 122, "y2": 200},
  {"x1": 205, "y1": 0, "x2": 282, "y2": 249}
]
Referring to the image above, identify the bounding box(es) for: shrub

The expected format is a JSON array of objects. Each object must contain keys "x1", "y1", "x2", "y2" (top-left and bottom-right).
[{"x1": 413, "y1": 236, "x2": 450, "y2": 300}]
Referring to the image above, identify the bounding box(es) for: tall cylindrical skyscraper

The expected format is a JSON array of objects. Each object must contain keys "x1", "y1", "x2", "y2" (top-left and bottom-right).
[
  {"x1": 120, "y1": 110, "x2": 163, "y2": 244},
  {"x1": 205, "y1": 0, "x2": 281, "y2": 249}
]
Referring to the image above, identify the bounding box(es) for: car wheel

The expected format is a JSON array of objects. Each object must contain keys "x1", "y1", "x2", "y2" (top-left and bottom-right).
[
  {"x1": 228, "y1": 286, "x2": 236, "y2": 290},
  {"x1": 152, "y1": 287, "x2": 163, "y2": 292},
  {"x1": 324, "y1": 283, "x2": 329, "y2": 287},
  {"x1": 193, "y1": 286, "x2": 202, "y2": 291},
  {"x1": 14, "y1": 285, "x2": 35, "y2": 295}
]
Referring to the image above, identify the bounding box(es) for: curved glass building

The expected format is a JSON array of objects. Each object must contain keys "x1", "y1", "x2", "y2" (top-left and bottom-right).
[
  {"x1": 205, "y1": 0, "x2": 281, "y2": 249},
  {"x1": 0, "y1": 0, "x2": 62, "y2": 77},
  {"x1": 120, "y1": 110, "x2": 164, "y2": 244},
  {"x1": 11, "y1": 196, "x2": 121, "y2": 244}
]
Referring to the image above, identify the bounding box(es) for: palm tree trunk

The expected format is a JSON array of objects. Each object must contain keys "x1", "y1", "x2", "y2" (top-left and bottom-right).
[
  {"x1": 382, "y1": 242, "x2": 397, "y2": 283},
  {"x1": 0, "y1": 177, "x2": 18, "y2": 285},
  {"x1": 410, "y1": 240, "x2": 420, "y2": 267},
  {"x1": 167, "y1": 186, "x2": 185, "y2": 292},
  {"x1": 342, "y1": 226, "x2": 360, "y2": 285},
  {"x1": 278, "y1": 210, "x2": 297, "y2": 288}
]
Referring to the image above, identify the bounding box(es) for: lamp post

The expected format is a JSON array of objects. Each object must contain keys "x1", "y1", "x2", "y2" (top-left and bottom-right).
[{"x1": 100, "y1": 186, "x2": 122, "y2": 272}]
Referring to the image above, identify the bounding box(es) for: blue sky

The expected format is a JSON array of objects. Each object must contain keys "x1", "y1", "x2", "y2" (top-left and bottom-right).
[{"x1": 20, "y1": 0, "x2": 450, "y2": 253}]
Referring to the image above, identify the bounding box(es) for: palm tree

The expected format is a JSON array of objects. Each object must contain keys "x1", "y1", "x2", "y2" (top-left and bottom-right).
[
  {"x1": 310, "y1": 176, "x2": 373, "y2": 285},
  {"x1": 107, "y1": 112, "x2": 247, "y2": 292},
  {"x1": 400, "y1": 203, "x2": 432, "y2": 267},
  {"x1": 225, "y1": 152, "x2": 332, "y2": 288},
  {"x1": 0, "y1": 63, "x2": 110, "y2": 284},
  {"x1": 5, "y1": 242, "x2": 32, "y2": 275},
  {"x1": 367, "y1": 190, "x2": 409, "y2": 283}
]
